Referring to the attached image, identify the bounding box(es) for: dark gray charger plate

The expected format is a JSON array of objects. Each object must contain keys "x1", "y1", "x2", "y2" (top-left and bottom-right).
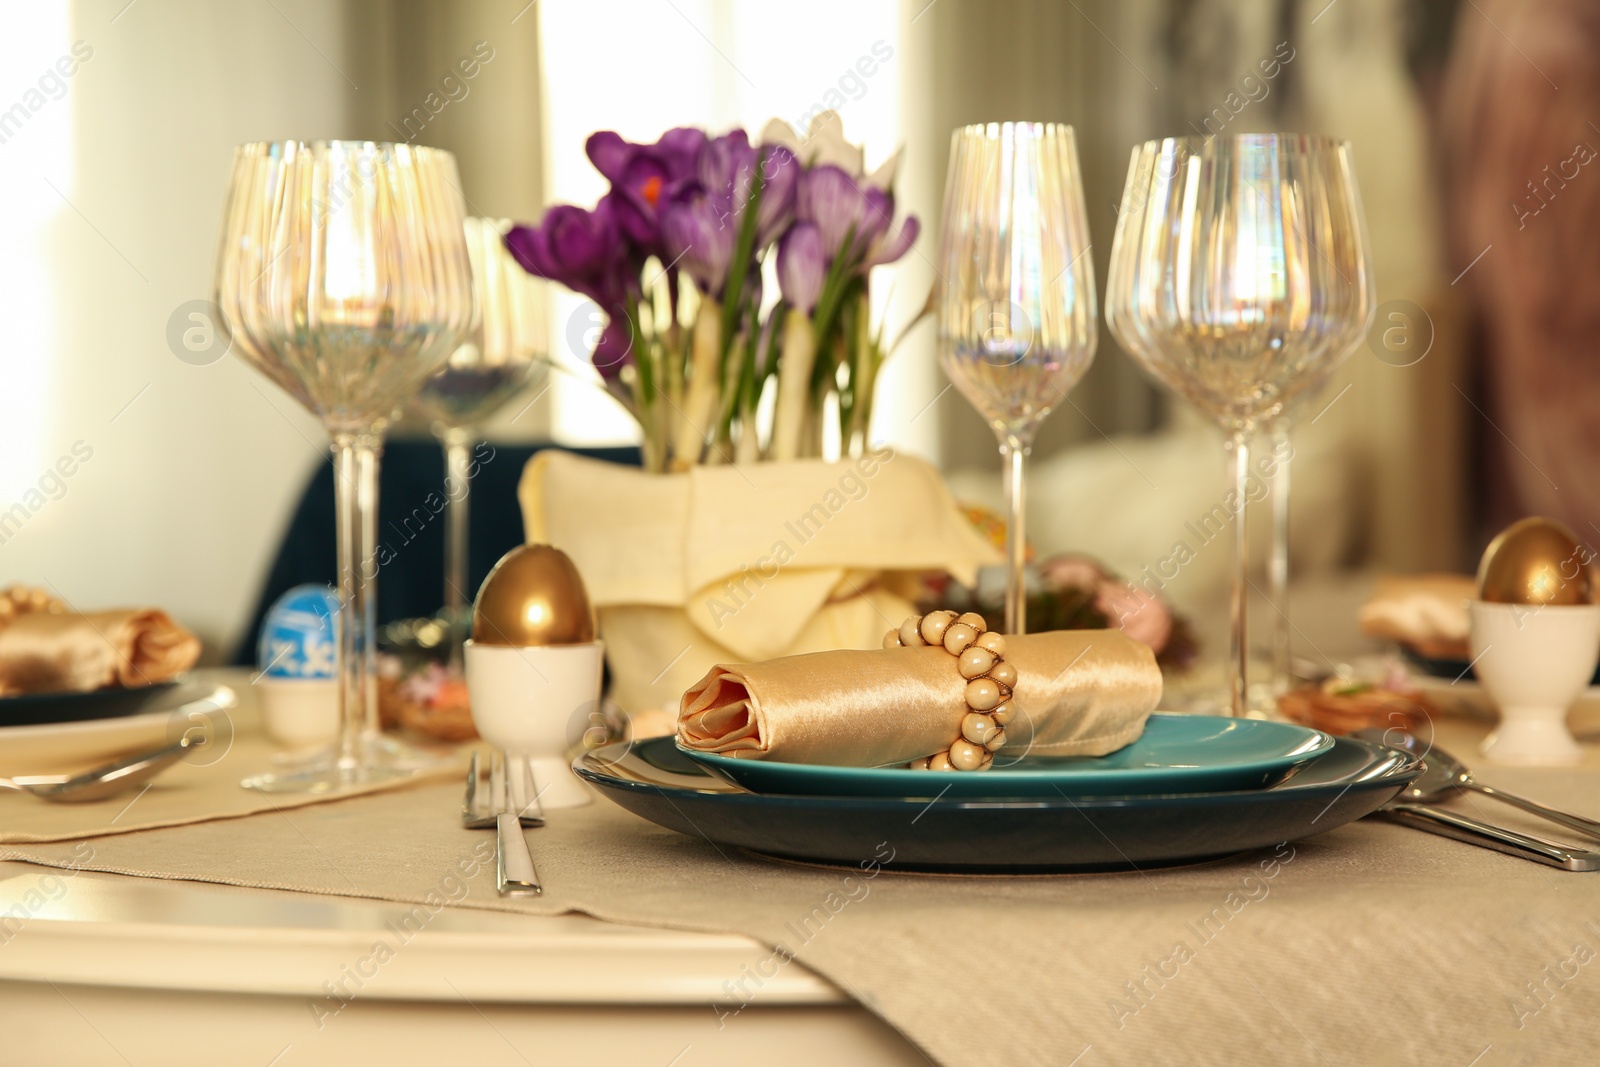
[
  {"x1": 574, "y1": 735, "x2": 1422, "y2": 873},
  {"x1": 0, "y1": 680, "x2": 181, "y2": 728}
]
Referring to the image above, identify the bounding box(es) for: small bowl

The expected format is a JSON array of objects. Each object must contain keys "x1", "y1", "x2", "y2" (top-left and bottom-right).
[
  {"x1": 256, "y1": 678, "x2": 339, "y2": 750},
  {"x1": 1469, "y1": 601, "x2": 1600, "y2": 765}
]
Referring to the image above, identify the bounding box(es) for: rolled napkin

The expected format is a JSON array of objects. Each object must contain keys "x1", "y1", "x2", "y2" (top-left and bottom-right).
[
  {"x1": 1357, "y1": 574, "x2": 1475, "y2": 659},
  {"x1": 0, "y1": 607, "x2": 201, "y2": 697},
  {"x1": 679, "y1": 629, "x2": 1161, "y2": 767}
]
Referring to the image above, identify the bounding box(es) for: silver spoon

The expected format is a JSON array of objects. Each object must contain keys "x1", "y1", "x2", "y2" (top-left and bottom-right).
[
  {"x1": 1355, "y1": 729, "x2": 1600, "y2": 841},
  {"x1": 0, "y1": 735, "x2": 200, "y2": 802}
]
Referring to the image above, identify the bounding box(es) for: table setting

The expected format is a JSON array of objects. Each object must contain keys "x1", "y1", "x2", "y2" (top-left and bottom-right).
[{"x1": 7, "y1": 115, "x2": 1600, "y2": 1067}]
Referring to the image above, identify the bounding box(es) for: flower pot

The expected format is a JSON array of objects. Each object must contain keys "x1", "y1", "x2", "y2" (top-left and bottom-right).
[{"x1": 517, "y1": 448, "x2": 1001, "y2": 716}]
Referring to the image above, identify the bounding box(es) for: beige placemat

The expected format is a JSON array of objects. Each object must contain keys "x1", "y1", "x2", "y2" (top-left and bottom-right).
[
  {"x1": 6, "y1": 750, "x2": 1600, "y2": 1066},
  {"x1": 0, "y1": 677, "x2": 466, "y2": 843}
]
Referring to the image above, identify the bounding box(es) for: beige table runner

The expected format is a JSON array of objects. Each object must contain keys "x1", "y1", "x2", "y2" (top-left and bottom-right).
[
  {"x1": 0, "y1": 673, "x2": 465, "y2": 843},
  {"x1": 5, "y1": 743, "x2": 1600, "y2": 1066}
]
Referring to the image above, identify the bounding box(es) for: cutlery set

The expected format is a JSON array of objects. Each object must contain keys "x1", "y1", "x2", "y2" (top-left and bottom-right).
[
  {"x1": 1356, "y1": 729, "x2": 1600, "y2": 871},
  {"x1": 461, "y1": 749, "x2": 545, "y2": 895}
]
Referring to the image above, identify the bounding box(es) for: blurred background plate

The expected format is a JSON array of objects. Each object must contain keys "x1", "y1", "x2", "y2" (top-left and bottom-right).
[
  {"x1": 0, "y1": 681, "x2": 181, "y2": 729},
  {"x1": 0, "y1": 681, "x2": 231, "y2": 777}
]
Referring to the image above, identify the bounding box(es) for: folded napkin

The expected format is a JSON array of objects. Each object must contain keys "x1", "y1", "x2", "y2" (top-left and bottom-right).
[
  {"x1": 679, "y1": 629, "x2": 1161, "y2": 767},
  {"x1": 0, "y1": 599, "x2": 201, "y2": 697},
  {"x1": 1358, "y1": 573, "x2": 1475, "y2": 658},
  {"x1": 519, "y1": 449, "x2": 1002, "y2": 714}
]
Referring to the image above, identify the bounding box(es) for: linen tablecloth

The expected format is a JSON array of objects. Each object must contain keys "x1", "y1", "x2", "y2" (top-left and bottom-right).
[{"x1": 5, "y1": 718, "x2": 1599, "y2": 1067}]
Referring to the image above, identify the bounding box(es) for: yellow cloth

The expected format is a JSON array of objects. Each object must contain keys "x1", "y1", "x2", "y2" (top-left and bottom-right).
[
  {"x1": 677, "y1": 629, "x2": 1160, "y2": 766},
  {"x1": 0, "y1": 608, "x2": 200, "y2": 697},
  {"x1": 518, "y1": 448, "x2": 1003, "y2": 713}
]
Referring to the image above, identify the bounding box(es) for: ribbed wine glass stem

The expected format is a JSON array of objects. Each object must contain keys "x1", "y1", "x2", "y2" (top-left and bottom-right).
[
  {"x1": 331, "y1": 435, "x2": 366, "y2": 776},
  {"x1": 1000, "y1": 437, "x2": 1029, "y2": 636},
  {"x1": 1227, "y1": 432, "x2": 1251, "y2": 718},
  {"x1": 355, "y1": 437, "x2": 382, "y2": 744},
  {"x1": 1269, "y1": 420, "x2": 1292, "y2": 697},
  {"x1": 441, "y1": 427, "x2": 473, "y2": 671}
]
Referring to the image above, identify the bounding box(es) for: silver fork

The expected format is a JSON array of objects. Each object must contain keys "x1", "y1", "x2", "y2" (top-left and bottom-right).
[{"x1": 461, "y1": 750, "x2": 544, "y2": 829}]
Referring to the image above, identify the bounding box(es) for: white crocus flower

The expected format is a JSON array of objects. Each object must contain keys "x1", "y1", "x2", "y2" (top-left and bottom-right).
[{"x1": 761, "y1": 112, "x2": 867, "y2": 177}]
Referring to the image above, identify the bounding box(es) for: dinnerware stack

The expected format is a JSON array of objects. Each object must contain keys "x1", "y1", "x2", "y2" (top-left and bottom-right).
[
  {"x1": 0, "y1": 681, "x2": 236, "y2": 779},
  {"x1": 576, "y1": 714, "x2": 1422, "y2": 873}
]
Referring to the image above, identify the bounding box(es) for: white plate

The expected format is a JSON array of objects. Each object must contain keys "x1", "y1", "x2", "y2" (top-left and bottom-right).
[
  {"x1": 0, "y1": 683, "x2": 235, "y2": 776},
  {"x1": 1408, "y1": 672, "x2": 1600, "y2": 719}
]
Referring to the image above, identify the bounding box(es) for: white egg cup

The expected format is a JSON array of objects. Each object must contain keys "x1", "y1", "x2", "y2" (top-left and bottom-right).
[
  {"x1": 256, "y1": 678, "x2": 339, "y2": 750},
  {"x1": 1469, "y1": 601, "x2": 1600, "y2": 766},
  {"x1": 464, "y1": 639, "x2": 604, "y2": 808}
]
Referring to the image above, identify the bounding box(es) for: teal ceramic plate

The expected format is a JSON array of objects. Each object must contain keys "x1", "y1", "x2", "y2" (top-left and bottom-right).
[{"x1": 677, "y1": 714, "x2": 1335, "y2": 799}]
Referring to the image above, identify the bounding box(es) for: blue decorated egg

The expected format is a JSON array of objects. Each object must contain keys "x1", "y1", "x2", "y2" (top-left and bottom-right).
[{"x1": 258, "y1": 584, "x2": 339, "y2": 679}]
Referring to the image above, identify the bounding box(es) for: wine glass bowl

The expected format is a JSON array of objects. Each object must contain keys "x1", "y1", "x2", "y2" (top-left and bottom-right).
[
  {"x1": 1106, "y1": 133, "x2": 1374, "y2": 715},
  {"x1": 936, "y1": 122, "x2": 1098, "y2": 633},
  {"x1": 411, "y1": 217, "x2": 548, "y2": 666},
  {"x1": 1106, "y1": 135, "x2": 1372, "y2": 434},
  {"x1": 214, "y1": 140, "x2": 474, "y2": 789},
  {"x1": 938, "y1": 124, "x2": 1097, "y2": 442},
  {"x1": 217, "y1": 141, "x2": 476, "y2": 435},
  {"x1": 411, "y1": 217, "x2": 547, "y2": 430}
]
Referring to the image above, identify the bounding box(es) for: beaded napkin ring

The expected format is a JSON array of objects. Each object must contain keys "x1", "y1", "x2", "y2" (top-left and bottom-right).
[{"x1": 882, "y1": 611, "x2": 1015, "y2": 772}]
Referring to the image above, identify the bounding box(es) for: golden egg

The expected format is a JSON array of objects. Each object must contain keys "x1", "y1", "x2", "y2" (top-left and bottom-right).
[
  {"x1": 1476, "y1": 516, "x2": 1594, "y2": 605},
  {"x1": 471, "y1": 544, "x2": 597, "y2": 646}
]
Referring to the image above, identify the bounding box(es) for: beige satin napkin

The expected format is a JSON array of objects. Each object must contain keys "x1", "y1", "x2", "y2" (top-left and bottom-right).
[
  {"x1": 1358, "y1": 573, "x2": 1475, "y2": 658},
  {"x1": 0, "y1": 608, "x2": 201, "y2": 697},
  {"x1": 679, "y1": 629, "x2": 1162, "y2": 767},
  {"x1": 519, "y1": 448, "x2": 1002, "y2": 715}
]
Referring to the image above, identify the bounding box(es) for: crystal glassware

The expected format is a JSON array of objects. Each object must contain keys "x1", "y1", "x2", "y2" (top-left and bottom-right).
[
  {"x1": 411, "y1": 218, "x2": 548, "y2": 669},
  {"x1": 935, "y1": 122, "x2": 1098, "y2": 635},
  {"x1": 215, "y1": 141, "x2": 475, "y2": 790},
  {"x1": 1107, "y1": 134, "x2": 1374, "y2": 716}
]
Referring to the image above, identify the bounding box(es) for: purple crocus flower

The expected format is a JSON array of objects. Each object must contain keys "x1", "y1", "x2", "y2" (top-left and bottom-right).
[
  {"x1": 861, "y1": 213, "x2": 920, "y2": 268},
  {"x1": 505, "y1": 201, "x2": 639, "y2": 378},
  {"x1": 585, "y1": 127, "x2": 706, "y2": 255},
  {"x1": 777, "y1": 222, "x2": 825, "y2": 314},
  {"x1": 753, "y1": 145, "x2": 800, "y2": 248},
  {"x1": 795, "y1": 165, "x2": 919, "y2": 272},
  {"x1": 590, "y1": 313, "x2": 635, "y2": 381},
  {"x1": 696, "y1": 129, "x2": 754, "y2": 206},
  {"x1": 504, "y1": 199, "x2": 630, "y2": 308},
  {"x1": 661, "y1": 191, "x2": 735, "y2": 297}
]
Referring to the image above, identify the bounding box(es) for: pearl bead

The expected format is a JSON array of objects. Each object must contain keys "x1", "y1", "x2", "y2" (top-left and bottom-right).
[
  {"x1": 943, "y1": 623, "x2": 978, "y2": 655},
  {"x1": 985, "y1": 728, "x2": 1006, "y2": 752},
  {"x1": 907, "y1": 756, "x2": 931, "y2": 770},
  {"x1": 979, "y1": 752, "x2": 994, "y2": 770},
  {"x1": 949, "y1": 739, "x2": 985, "y2": 771},
  {"x1": 991, "y1": 661, "x2": 1018, "y2": 689},
  {"x1": 882, "y1": 630, "x2": 903, "y2": 649},
  {"x1": 961, "y1": 712, "x2": 996, "y2": 746},
  {"x1": 928, "y1": 751, "x2": 953, "y2": 771},
  {"x1": 991, "y1": 701, "x2": 1014, "y2": 726},
  {"x1": 957, "y1": 612, "x2": 986, "y2": 632},
  {"x1": 958, "y1": 647, "x2": 996, "y2": 679},
  {"x1": 965, "y1": 678, "x2": 1001, "y2": 711},
  {"x1": 899, "y1": 617, "x2": 926, "y2": 647},
  {"x1": 919, "y1": 612, "x2": 953, "y2": 646},
  {"x1": 976, "y1": 631, "x2": 1006, "y2": 656}
]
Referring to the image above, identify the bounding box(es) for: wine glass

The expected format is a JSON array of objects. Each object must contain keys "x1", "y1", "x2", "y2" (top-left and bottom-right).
[
  {"x1": 215, "y1": 141, "x2": 475, "y2": 790},
  {"x1": 1106, "y1": 134, "x2": 1374, "y2": 716},
  {"x1": 411, "y1": 217, "x2": 548, "y2": 670},
  {"x1": 935, "y1": 123, "x2": 1098, "y2": 635}
]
